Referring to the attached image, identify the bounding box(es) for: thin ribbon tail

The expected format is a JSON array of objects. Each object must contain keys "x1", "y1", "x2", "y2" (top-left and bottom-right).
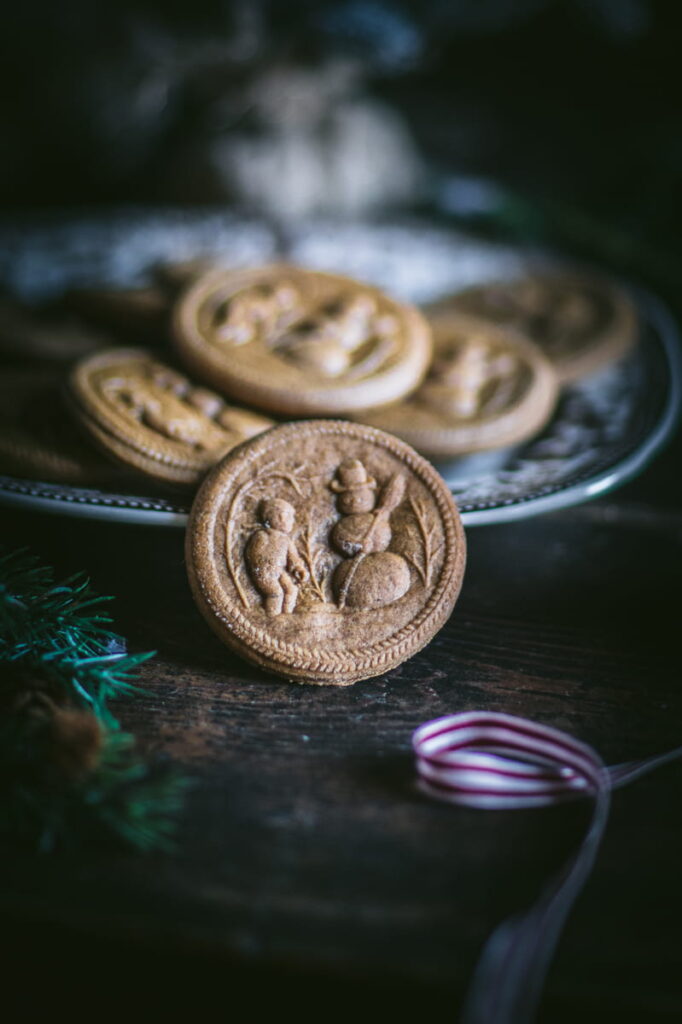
[
  {"x1": 462, "y1": 786, "x2": 610, "y2": 1024},
  {"x1": 413, "y1": 711, "x2": 682, "y2": 1024}
]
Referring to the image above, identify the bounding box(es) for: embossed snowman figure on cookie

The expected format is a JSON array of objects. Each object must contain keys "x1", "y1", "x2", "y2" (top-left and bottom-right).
[
  {"x1": 330, "y1": 459, "x2": 411, "y2": 610},
  {"x1": 282, "y1": 294, "x2": 398, "y2": 379}
]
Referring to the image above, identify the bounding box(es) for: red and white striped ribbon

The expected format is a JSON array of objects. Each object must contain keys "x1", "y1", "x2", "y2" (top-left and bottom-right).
[{"x1": 413, "y1": 711, "x2": 682, "y2": 1024}]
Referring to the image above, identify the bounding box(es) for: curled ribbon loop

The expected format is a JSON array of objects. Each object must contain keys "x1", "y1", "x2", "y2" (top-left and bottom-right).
[
  {"x1": 413, "y1": 711, "x2": 603, "y2": 809},
  {"x1": 413, "y1": 712, "x2": 682, "y2": 1024}
]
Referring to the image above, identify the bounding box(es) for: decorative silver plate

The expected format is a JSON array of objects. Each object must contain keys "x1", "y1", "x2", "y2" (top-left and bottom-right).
[{"x1": 0, "y1": 211, "x2": 679, "y2": 527}]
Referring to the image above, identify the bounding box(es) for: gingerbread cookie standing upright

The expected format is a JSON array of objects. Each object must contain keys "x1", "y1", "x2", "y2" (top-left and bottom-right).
[{"x1": 186, "y1": 419, "x2": 466, "y2": 685}]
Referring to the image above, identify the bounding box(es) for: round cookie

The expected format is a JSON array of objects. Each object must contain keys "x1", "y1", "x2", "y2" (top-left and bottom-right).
[
  {"x1": 186, "y1": 419, "x2": 466, "y2": 685},
  {"x1": 355, "y1": 313, "x2": 559, "y2": 458},
  {"x1": 173, "y1": 264, "x2": 432, "y2": 416},
  {"x1": 68, "y1": 349, "x2": 273, "y2": 486},
  {"x1": 440, "y1": 272, "x2": 637, "y2": 384},
  {"x1": 0, "y1": 369, "x2": 130, "y2": 485}
]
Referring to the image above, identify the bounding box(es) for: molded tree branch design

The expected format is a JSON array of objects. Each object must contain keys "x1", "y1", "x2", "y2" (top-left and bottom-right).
[
  {"x1": 298, "y1": 516, "x2": 333, "y2": 603},
  {"x1": 405, "y1": 494, "x2": 443, "y2": 587}
]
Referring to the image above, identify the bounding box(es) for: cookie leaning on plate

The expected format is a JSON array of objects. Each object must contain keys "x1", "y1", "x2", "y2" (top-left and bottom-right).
[
  {"x1": 68, "y1": 349, "x2": 273, "y2": 486},
  {"x1": 173, "y1": 264, "x2": 432, "y2": 416},
  {"x1": 441, "y1": 271, "x2": 637, "y2": 384},
  {"x1": 355, "y1": 313, "x2": 559, "y2": 458},
  {"x1": 186, "y1": 419, "x2": 466, "y2": 685}
]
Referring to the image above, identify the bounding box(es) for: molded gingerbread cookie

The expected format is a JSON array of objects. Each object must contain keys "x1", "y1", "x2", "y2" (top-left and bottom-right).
[
  {"x1": 68, "y1": 349, "x2": 273, "y2": 485},
  {"x1": 440, "y1": 272, "x2": 637, "y2": 384},
  {"x1": 186, "y1": 419, "x2": 466, "y2": 685},
  {"x1": 173, "y1": 264, "x2": 432, "y2": 415},
  {"x1": 355, "y1": 313, "x2": 559, "y2": 457}
]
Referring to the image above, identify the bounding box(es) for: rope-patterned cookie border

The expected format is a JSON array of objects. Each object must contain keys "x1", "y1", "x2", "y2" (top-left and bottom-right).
[
  {"x1": 70, "y1": 350, "x2": 271, "y2": 476},
  {"x1": 190, "y1": 420, "x2": 464, "y2": 677}
]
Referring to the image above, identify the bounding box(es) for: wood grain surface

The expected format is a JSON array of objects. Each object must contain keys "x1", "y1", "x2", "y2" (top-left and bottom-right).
[{"x1": 1, "y1": 436, "x2": 681, "y2": 1020}]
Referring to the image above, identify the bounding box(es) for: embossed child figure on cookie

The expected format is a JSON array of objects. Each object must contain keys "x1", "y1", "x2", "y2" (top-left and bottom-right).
[
  {"x1": 330, "y1": 459, "x2": 411, "y2": 610},
  {"x1": 245, "y1": 498, "x2": 308, "y2": 615},
  {"x1": 102, "y1": 364, "x2": 267, "y2": 452}
]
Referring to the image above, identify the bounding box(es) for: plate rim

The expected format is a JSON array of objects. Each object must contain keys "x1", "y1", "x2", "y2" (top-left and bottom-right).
[
  {"x1": 0, "y1": 285, "x2": 678, "y2": 529},
  {"x1": 460, "y1": 285, "x2": 681, "y2": 523}
]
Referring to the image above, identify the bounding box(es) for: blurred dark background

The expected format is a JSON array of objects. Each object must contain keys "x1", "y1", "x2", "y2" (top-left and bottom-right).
[
  {"x1": 1, "y1": 0, "x2": 680, "y2": 310},
  {"x1": 1, "y1": 1, "x2": 680, "y2": 249}
]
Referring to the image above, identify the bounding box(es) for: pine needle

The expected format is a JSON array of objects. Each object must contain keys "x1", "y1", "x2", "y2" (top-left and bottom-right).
[{"x1": 0, "y1": 547, "x2": 186, "y2": 852}]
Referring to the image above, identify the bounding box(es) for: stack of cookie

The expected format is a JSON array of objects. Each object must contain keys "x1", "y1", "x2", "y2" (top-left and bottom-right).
[
  {"x1": 0, "y1": 262, "x2": 637, "y2": 684},
  {"x1": 0, "y1": 262, "x2": 638, "y2": 487},
  {"x1": 354, "y1": 270, "x2": 637, "y2": 458}
]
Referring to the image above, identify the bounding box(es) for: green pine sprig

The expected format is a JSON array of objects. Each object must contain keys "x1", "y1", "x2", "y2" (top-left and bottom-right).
[
  {"x1": 0, "y1": 547, "x2": 187, "y2": 852},
  {"x1": 2, "y1": 549, "x2": 118, "y2": 656},
  {"x1": 0, "y1": 727, "x2": 188, "y2": 853}
]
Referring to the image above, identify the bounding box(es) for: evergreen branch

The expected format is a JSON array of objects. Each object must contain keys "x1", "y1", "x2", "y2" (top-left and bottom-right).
[
  {"x1": 0, "y1": 548, "x2": 53, "y2": 596},
  {"x1": 0, "y1": 547, "x2": 186, "y2": 852},
  {"x1": 40, "y1": 649, "x2": 155, "y2": 721},
  {"x1": 0, "y1": 552, "x2": 142, "y2": 709},
  {"x1": 85, "y1": 733, "x2": 190, "y2": 853},
  {"x1": 0, "y1": 727, "x2": 188, "y2": 853}
]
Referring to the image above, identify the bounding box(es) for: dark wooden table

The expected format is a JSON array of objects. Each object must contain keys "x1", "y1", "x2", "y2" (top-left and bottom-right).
[{"x1": 1, "y1": 435, "x2": 681, "y2": 1021}]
